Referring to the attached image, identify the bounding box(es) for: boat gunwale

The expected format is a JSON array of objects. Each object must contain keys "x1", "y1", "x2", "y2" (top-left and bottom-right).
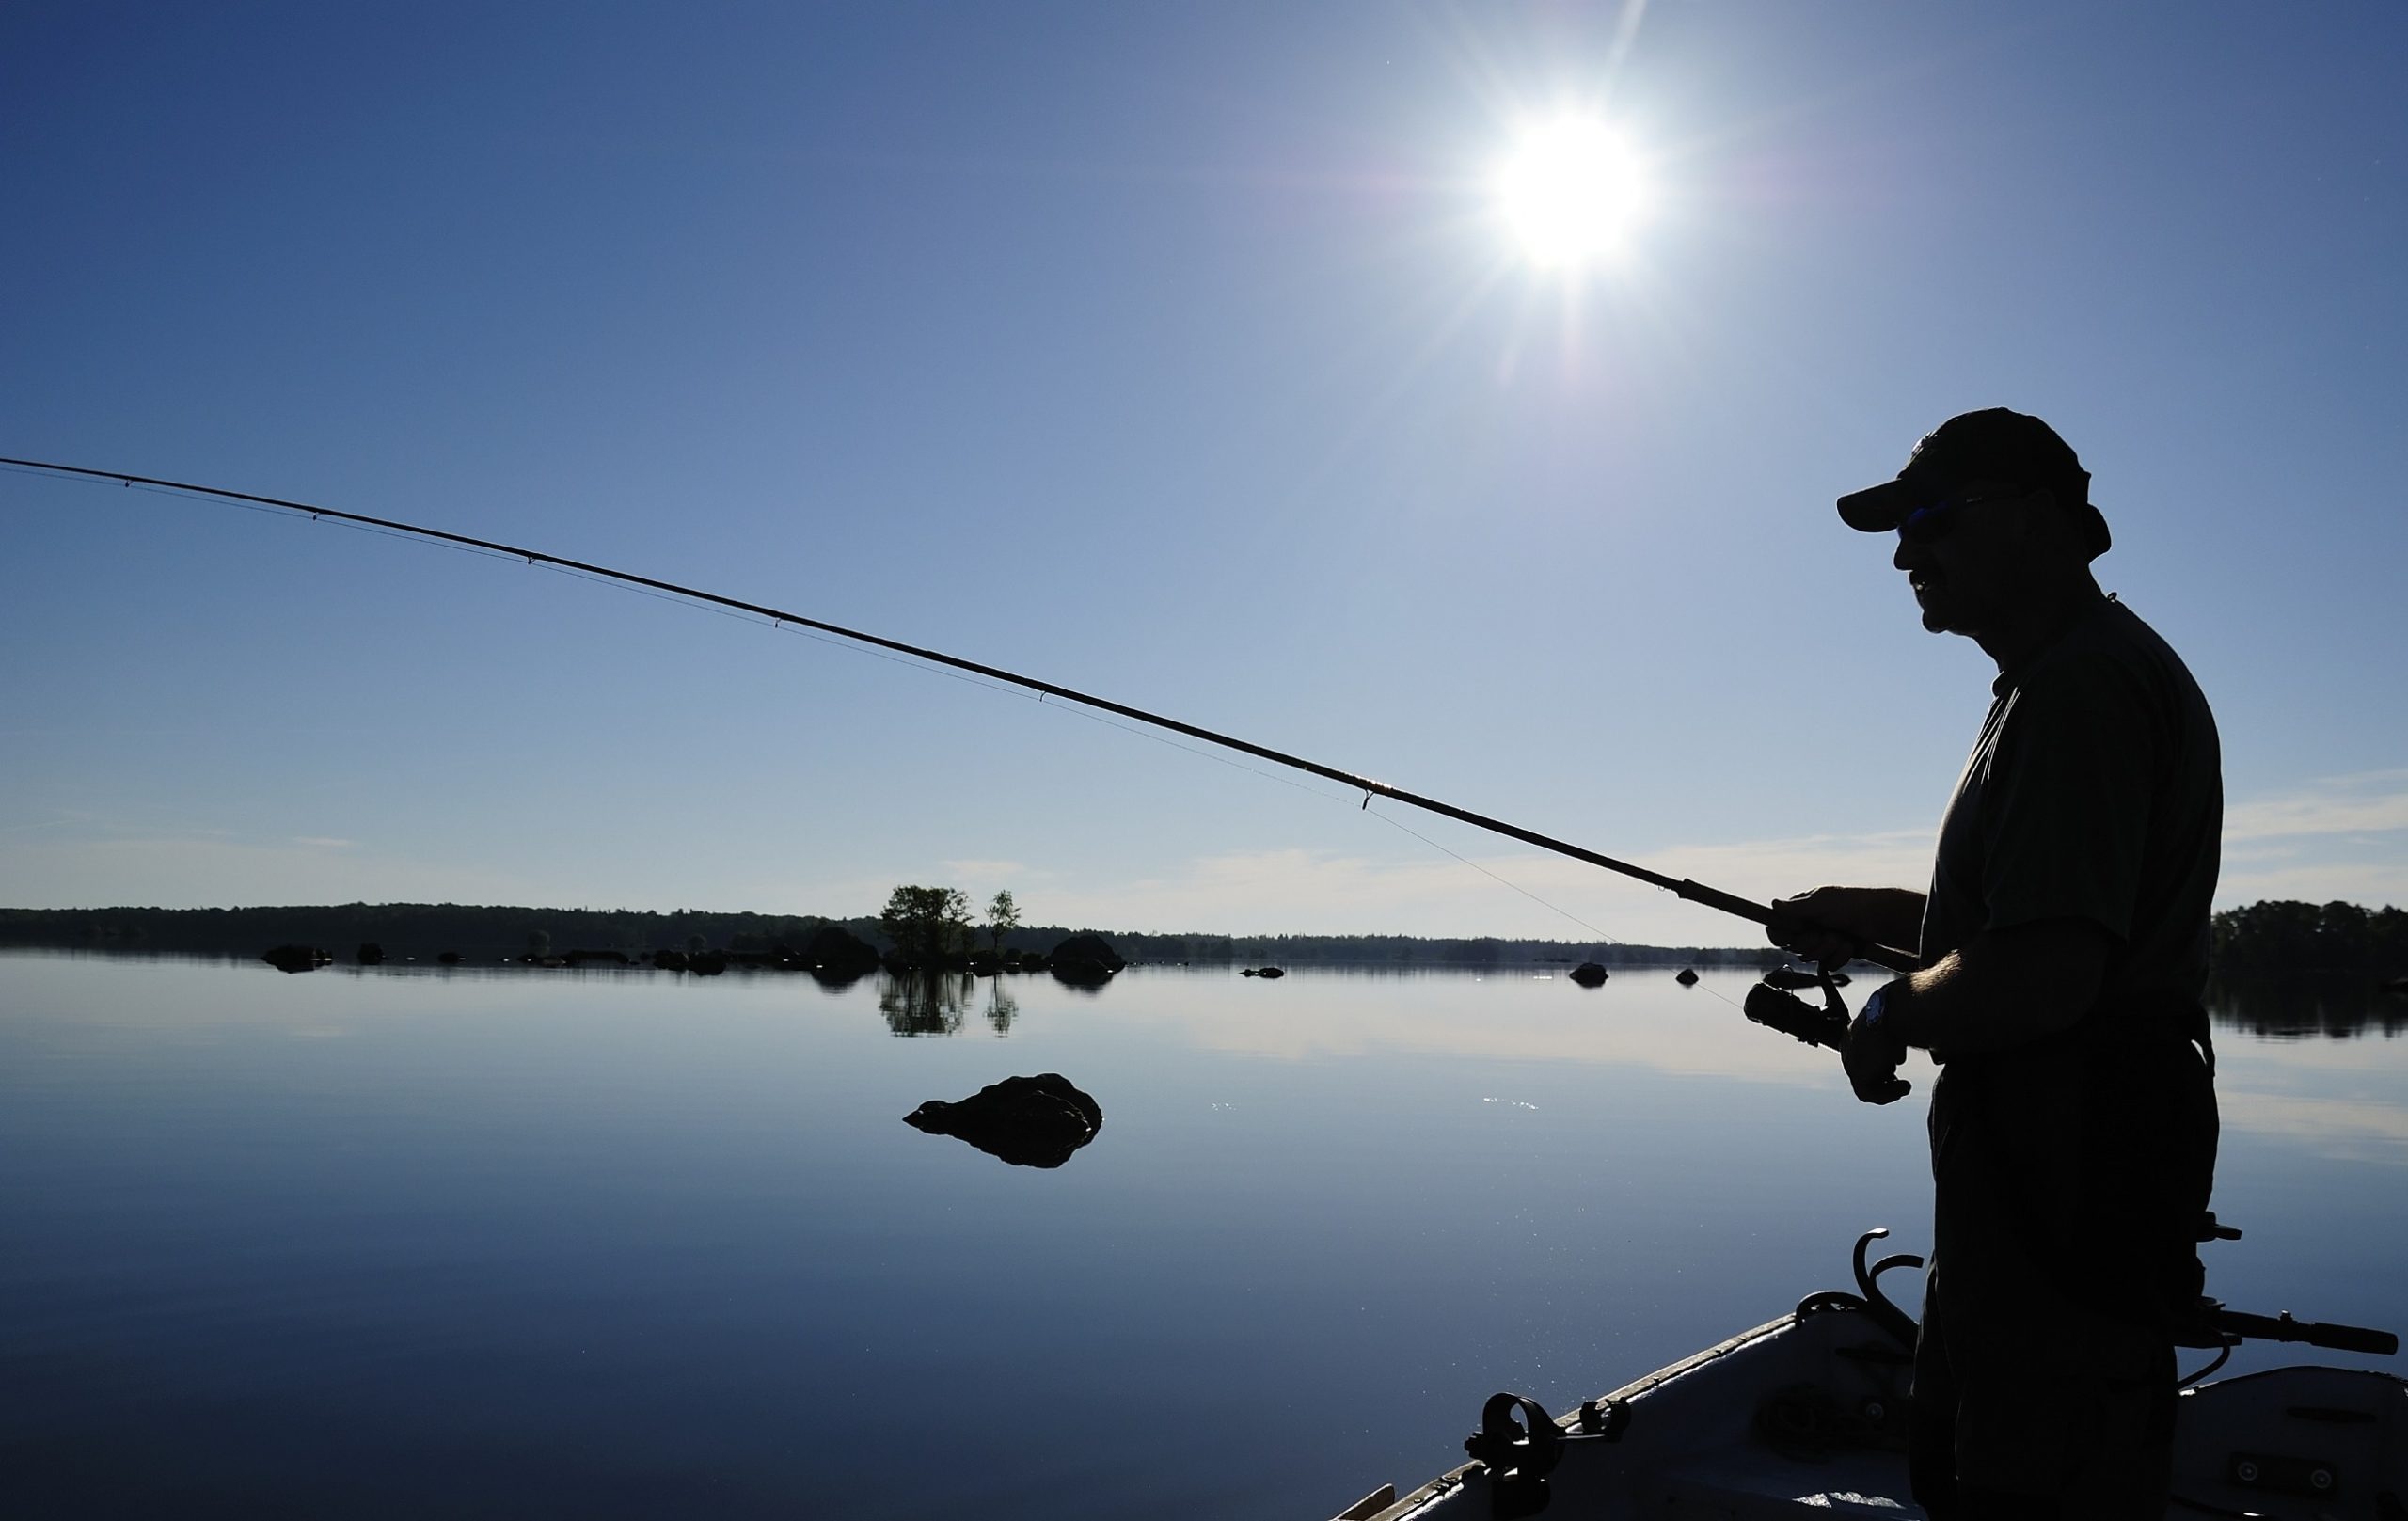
[{"x1": 1353, "y1": 1310, "x2": 1801, "y2": 1521}]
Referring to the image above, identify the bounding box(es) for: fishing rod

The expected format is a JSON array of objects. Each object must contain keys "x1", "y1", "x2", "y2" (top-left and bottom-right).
[{"x1": 2, "y1": 455, "x2": 1918, "y2": 974}]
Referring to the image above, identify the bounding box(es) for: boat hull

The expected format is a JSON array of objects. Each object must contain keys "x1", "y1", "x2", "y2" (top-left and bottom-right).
[{"x1": 1345, "y1": 1299, "x2": 2408, "y2": 1520}]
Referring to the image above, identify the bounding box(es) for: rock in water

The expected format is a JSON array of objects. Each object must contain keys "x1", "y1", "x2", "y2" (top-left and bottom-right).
[
  {"x1": 904, "y1": 1073, "x2": 1103, "y2": 1169},
  {"x1": 261, "y1": 944, "x2": 328, "y2": 974},
  {"x1": 1675, "y1": 967, "x2": 1700, "y2": 986},
  {"x1": 800, "y1": 924, "x2": 881, "y2": 983},
  {"x1": 1569, "y1": 961, "x2": 1608, "y2": 988},
  {"x1": 1048, "y1": 931, "x2": 1125, "y2": 985}
]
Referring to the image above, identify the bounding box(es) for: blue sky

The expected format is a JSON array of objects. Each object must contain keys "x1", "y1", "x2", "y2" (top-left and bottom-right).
[{"x1": 5, "y1": 2, "x2": 2403, "y2": 944}]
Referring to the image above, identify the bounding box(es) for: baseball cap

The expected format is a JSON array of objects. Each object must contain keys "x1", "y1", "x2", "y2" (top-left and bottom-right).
[{"x1": 1837, "y1": 407, "x2": 2112, "y2": 559}]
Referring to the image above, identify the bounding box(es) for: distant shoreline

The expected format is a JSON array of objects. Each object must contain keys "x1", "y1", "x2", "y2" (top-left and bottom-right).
[
  {"x1": 0, "y1": 901, "x2": 1781, "y2": 968},
  {"x1": 13, "y1": 898, "x2": 2396, "y2": 980}
]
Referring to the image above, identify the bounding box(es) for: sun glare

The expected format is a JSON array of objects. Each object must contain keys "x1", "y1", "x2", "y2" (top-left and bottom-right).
[{"x1": 1495, "y1": 118, "x2": 1653, "y2": 269}]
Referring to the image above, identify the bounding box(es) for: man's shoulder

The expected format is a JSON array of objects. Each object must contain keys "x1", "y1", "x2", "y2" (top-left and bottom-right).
[{"x1": 2020, "y1": 598, "x2": 2208, "y2": 711}]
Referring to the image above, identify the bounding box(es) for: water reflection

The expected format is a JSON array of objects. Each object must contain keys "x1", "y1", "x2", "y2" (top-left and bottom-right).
[
  {"x1": 986, "y1": 977, "x2": 1019, "y2": 1035},
  {"x1": 878, "y1": 971, "x2": 974, "y2": 1036},
  {"x1": 2210, "y1": 974, "x2": 2408, "y2": 1040}
]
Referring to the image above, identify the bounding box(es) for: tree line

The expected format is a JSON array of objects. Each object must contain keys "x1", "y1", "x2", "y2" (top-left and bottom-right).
[{"x1": 2211, "y1": 899, "x2": 2408, "y2": 974}]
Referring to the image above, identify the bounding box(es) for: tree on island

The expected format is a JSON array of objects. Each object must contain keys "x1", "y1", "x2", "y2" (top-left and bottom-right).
[
  {"x1": 881, "y1": 885, "x2": 970, "y2": 968},
  {"x1": 986, "y1": 889, "x2": 1022, "y2": 954}
]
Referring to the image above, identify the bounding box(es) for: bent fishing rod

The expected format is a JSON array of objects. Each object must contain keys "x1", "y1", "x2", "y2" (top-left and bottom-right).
[{"x1": 3, "y1": 455, "x2": 1918, "y2": 974}]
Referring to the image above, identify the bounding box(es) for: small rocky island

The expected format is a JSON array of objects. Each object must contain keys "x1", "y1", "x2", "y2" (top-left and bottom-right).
[{"x1": 904, "y1": 1073, "x2": 1104, "y2": 1168}]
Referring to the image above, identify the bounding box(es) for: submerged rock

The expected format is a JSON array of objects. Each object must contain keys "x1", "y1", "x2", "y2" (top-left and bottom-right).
[
  {"x1": 1675, "y1": 967, "x2": 1700, "y2": 986},
  {"x1": 1569, "y1": 961, "x2": 1608, "y2": 988},
  {"x1": 904, "y1": 1073, "x2": 1103, "y2": 1168}
]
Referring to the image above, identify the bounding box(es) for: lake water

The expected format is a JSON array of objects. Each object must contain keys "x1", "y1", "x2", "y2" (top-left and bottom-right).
[{"x1": 5, "y1": 953, "x2": 2406, "y2": 1519}]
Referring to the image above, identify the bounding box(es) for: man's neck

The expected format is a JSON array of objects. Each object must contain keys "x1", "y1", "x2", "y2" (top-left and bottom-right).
[{"x1": 1972, "y1": 575, "x2": 2108, "y2": 674}]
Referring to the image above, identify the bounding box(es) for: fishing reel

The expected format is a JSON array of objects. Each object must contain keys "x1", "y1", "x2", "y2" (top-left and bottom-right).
[
  {"x1": 1745, "y1": 968, "x2": 1915, "y2": 1104},
  {"x1": 1742, "y1": 968, "x2": 1853, "y2": 1052}
]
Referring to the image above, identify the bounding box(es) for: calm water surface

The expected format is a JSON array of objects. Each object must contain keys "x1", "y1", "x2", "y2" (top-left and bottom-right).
[{"x1": 5, "y1": 954, "x2": 2406, "y2": 1518}]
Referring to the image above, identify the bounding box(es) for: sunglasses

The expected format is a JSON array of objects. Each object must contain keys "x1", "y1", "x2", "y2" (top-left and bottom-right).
[{"x1": 1897, "y1": 488, "x2": 2030, "y2": 545}]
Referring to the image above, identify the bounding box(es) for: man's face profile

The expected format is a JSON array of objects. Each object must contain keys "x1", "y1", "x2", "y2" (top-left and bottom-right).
[{"x1": 1890, "y1": 481, "x2": 2045, "y2": 638}]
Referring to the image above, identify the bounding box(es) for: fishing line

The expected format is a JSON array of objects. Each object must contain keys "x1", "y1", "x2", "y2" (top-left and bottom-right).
[
  {"x1": 0, "y1": 455, "x2": 1920, "y2": 974},
  {"x1": 1363, "y1": 803, "x2": 1620, "y2": 944}
]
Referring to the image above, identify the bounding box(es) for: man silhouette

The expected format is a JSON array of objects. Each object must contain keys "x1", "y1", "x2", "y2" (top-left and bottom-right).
[{"x1": 1774, "y1": 409, "x2": 2222, "y2": 1520}]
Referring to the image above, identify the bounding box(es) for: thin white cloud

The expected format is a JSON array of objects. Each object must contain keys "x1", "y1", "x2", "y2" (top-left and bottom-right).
[
  {"x1": 291, "y1": 836, "x2": 357, "y2": 849},
  {"x1": 2226, "y1": 769, "x2": 2408, "y2": 842},
  {"x1": 0, "y1": 835, "x2": 530, "y2": 910},
  {"x1": 1027, "y1": 771, "x2": 2408, "y2": 940},
  {"x1": 939, "y1": 858, "x2": 1033, "y2": 882},
  {"x1": 1026, "y1": 830, "x2": 1943, "y2": 943}
]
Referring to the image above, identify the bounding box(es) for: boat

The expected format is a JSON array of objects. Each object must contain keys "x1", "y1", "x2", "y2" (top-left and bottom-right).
[{"x1": 1326, "y1": 1230, "x2": 2405, "y2": 1520}]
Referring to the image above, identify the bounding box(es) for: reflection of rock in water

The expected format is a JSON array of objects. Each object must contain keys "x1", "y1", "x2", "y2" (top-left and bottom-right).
[
  {"x1": 904, "y1": 1073, "x2": 1102, "y2": 1168},
  {"x1": 880, "y1": 972, "x2": 972, "y2": 1036}
]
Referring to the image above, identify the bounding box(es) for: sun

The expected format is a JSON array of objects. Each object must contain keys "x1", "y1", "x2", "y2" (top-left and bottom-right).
[{"x1": 1494, "y1": 118, "x2": 1654, "y2": 269}]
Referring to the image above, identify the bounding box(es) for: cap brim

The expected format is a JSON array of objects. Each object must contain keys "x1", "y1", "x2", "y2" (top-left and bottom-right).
[{"x1": 1837, "y1": 479, "x2": 1916, "y2": 532}]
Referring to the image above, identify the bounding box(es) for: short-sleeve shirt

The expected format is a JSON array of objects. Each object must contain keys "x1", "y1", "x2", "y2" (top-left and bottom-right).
[{"x1": 1918, "y1": 595, "x2": 2222, "y2": 1010}]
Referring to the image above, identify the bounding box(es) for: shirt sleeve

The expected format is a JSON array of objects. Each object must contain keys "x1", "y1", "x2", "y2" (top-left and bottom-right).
[{"x1": 1976, "y1": 657, "x2": 2156, "y2": 943}]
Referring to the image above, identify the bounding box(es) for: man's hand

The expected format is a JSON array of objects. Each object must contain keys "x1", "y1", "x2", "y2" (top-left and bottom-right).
[
  {"x1": 1767, "y1": 886, "x2": 1875, "y2": 968},
  {"x1": 1766, "y1": 884, "x2": 1928, "y2": 970},
  {"x1": 1843, "y1": 983, "x2": 1912, "y2": 1105}
]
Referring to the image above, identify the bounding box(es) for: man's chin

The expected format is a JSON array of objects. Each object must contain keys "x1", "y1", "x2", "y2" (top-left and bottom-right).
[{"x1": 1914, "y1": 593, "x2": 1970, "y2": 635}]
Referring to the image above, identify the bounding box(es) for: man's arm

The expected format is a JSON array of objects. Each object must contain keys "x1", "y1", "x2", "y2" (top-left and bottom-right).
[{"x1": 1876, "y1": 916, "x2": 2111, "y2": 1057}]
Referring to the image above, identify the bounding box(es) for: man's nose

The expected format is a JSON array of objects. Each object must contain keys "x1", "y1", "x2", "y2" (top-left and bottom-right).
[{"x1": 1893, "y1": 533, "x2": 1922, "y2": 572}]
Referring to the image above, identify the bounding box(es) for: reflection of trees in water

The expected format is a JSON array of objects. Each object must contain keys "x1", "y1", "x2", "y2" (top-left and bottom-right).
[
  {"x1": 879, "y1": 972, "x2": 973, "y2": 1036},
  {"x1": 876, "y1": 972, "x2": 1021, "y2": 1036},
  {"x1": 2210, "y1": 974, "x2": 2408, "y2": 1040}
]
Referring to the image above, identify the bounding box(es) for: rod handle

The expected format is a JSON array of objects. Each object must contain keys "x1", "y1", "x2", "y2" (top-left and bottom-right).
[{"x1": 2213, "y1": 1308, "x2": 2400, "y2": 1355}]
